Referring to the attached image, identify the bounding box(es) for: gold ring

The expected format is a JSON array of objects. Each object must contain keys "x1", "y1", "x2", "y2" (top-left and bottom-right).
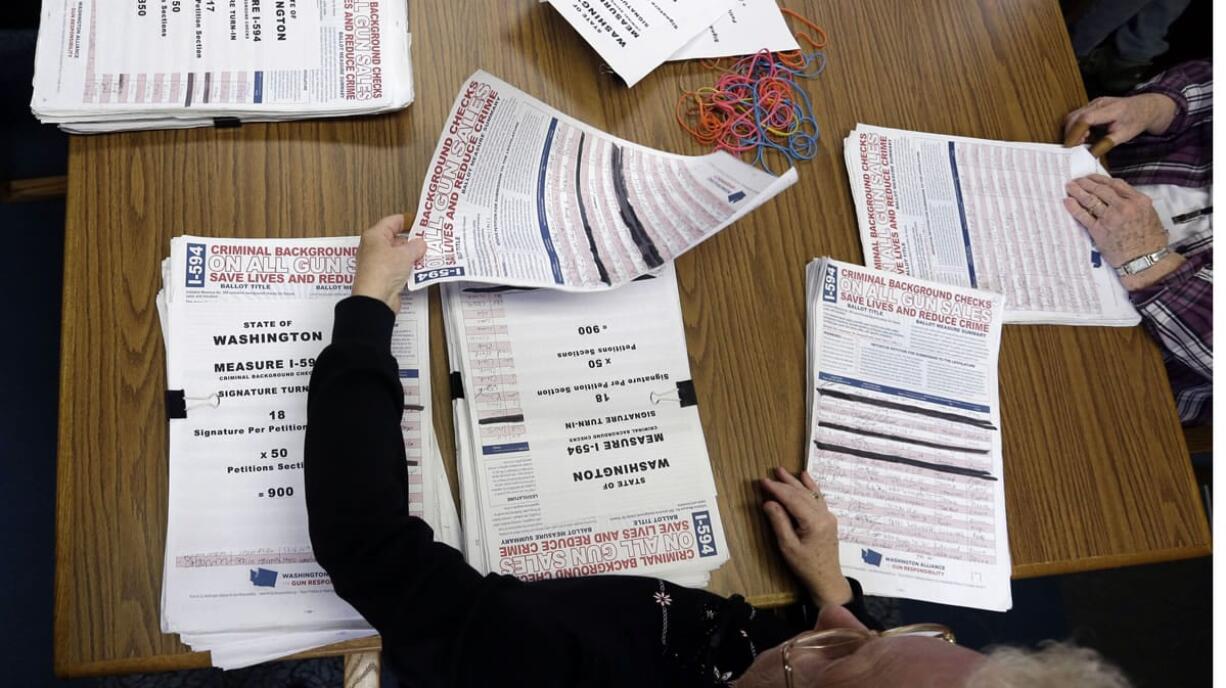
[{"x1": 813, "y1": 491, "x2": 824, "y2": 501}]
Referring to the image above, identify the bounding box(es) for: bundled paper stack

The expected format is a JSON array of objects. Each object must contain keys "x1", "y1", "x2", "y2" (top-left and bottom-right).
[
  {"x1": 155, "y1": 235, "x2": 459, "y2": 668},
  {"x1": 803, "y1": 258, "x2": 1012, "y2": 611},
  {"x1": 441, "y1": 265, "x2": 729, "y2": 588},
  {"x1": 842, "y1": 123, "x2": 1139, "y2": 326},
  {"x1": 32, "y1": 0, "x2": 414, "y2": 133},
  {"x1": 541, "y1": 0, "x2": 800, "y2": 86}
]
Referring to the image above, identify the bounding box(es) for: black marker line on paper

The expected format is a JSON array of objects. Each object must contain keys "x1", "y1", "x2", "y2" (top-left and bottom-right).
[
  {"x1": 818, "y1": 422, "x2": 989, "y2": 454},
  {"x1": 611, "y1": 144, "x2": 663, "y2": 269},
  {"x1": 815, "y1": 441, "x2": 998, "y2": 481},
  {"x1": 575, "y1": 133, "x2": 612, "y2": 285},
  {"x1": 478, "y1": 414, "x2": 526, "y2": 425},
  {"x1": 462, "y1": 285, "x2": 540, "y2": 294},
  {"x1": 819, "y1": 388, "x2": 996, "y2": 430}
]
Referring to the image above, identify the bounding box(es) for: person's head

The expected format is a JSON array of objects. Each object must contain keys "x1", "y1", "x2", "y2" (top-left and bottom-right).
[{"x1": 735, "y1": 605, "x2": 1130, "y2": 687}]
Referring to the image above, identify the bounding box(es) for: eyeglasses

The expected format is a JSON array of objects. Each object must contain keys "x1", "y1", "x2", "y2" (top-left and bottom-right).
[{"x1": 780, "y1": 623, "x2": 956, "y2": 688}]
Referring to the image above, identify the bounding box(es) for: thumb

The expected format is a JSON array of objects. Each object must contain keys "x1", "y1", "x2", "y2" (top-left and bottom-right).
[
  {"x1": 373, "y1": 213, "x2": 406, "y2": 238},
  {"x1": 405, "y1": 237, "x2": 427, "y2": 263}
]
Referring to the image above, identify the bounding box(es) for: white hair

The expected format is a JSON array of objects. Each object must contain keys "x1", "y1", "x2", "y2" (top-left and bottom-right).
[{"x1": 965, "y1": 641, "x2": 1132, "y2": 688}]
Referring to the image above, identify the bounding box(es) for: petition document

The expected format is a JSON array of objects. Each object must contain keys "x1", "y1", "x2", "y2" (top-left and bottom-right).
[
  {"x1": 805, "y1": 259, "x2": 1012, "y2": 612},
  {"x1": 32, "y1": 0, "x2": 413, "y2": 129},
  {"x1": 542, "y1": 0, "x2": 734, "y2": 86},
  {"x1": 408, "y1": 70, "x2": 796, "y2": 291},
  {"x1": 443, "y1": 265, "x2": 728, "y2": 585},
  {"x1": 158, "y1": 236, "x2": 451, "y2": 640},
  {"x1": 670, "y1": 0, "x2": 799, "y2": 61},
  {"x1": 844, "y1": 124, "x2": 1139, "y2": 326}
]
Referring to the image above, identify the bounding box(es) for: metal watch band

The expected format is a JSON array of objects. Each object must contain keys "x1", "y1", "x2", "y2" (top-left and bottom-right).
[{"x1": 1115, "y1": 248, "x2": 1171, "y2": 276}]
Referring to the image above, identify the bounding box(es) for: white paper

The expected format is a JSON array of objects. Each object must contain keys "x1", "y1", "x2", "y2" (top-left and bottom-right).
[
  {"x1": 32, "y1": 0, "x2": 413, "y2": 132},
  {"x1": 157, "y1": 235, "x2": 459, "y2": 665},
  {"x1": 844, "y1": 124, "x2": 1140, "y2": 326},
  {"x1": 669, "y1": 0, "x2": 799, "y2": 61},
  {"x1": 182, "y1": 628, "x2": 376, "y2": 670},
  {"x1": 407, "y1": 70, "x2": 796, "y2": 292},
  {"x1": 93, "y1": 1, "x2": 322, "y2": 74},
  {"x1": 543, "y1": 0, "x2": 734, "y2": 86},
  {"x1": 805, "y1": 258, "x2": 1012, "y2": 612},
  {"x1": 444, "y1": 265, "x2": 727, "y2": 585}
]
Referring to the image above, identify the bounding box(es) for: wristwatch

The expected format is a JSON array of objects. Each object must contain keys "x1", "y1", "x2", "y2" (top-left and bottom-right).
[{"x1": 1115, "y1": 248, "x2": 1170, "y2": 276}]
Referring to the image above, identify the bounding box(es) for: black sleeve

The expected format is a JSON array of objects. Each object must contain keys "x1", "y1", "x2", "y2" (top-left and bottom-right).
[
  {"x1": 303, "y1": 296, "x2": 860, "y2": 687},
  {"x1": 844, "y1": 578, "x2": 885, "y2": 631},
  {"x1": 303, "y1": 296, "x2": 488, "y2": 680}
]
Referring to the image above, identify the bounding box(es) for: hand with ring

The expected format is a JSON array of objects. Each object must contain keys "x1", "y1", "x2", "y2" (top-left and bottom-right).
[
  {"x1": 1063, "y1": 174, "x2": 1185, "y2": 291},
  {"x1": 760, "y1": 467, "x2": 852, "y2": 607}
]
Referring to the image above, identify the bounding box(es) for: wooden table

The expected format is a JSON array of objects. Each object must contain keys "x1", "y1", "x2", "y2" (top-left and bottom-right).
[{"x1": 54, "y1": 0, "x2": 1210, "y2": 677}]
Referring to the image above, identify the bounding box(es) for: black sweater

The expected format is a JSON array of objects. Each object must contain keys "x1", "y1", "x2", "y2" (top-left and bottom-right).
[{"x1": 304, "y1": 296, "x2": 873, "y2": 687}]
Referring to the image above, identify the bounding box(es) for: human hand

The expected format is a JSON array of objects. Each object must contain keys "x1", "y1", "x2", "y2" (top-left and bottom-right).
[
  {"x1": 352, "y1": 215, "x2": 427, "y2": 312},
  {"x1": 1063, "y1": 93, "x2": 1178, "y2": 157},
  {"x1": 1063, "y1": 175, "x2": 1184, "y2": 291},
  {"x1": 760, "y1": 467, "x2": 852, "y2": 607}
]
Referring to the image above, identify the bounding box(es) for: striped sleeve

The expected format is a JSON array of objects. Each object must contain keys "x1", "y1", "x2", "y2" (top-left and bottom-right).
[
  {"x1": 1108, "y1": 61, "x2": 1213, "y2": 189},
  {"x1": 1130, "y1": 242, "x2": 1213, "y2": 423}
]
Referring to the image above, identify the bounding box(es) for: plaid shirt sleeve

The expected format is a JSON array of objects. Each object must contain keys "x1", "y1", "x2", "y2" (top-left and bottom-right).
[
  {"x1": 1129, "y1": 235, "x2": 1214, "y2": 424},
  {"x1": 1107, "y1": 60, "x2": 1213, "y2": 189}
]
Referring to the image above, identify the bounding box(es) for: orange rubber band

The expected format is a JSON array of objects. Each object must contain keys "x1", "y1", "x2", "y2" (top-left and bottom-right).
[{"x1": 781, "y1": 8, "x2": 828, "y2": 50}]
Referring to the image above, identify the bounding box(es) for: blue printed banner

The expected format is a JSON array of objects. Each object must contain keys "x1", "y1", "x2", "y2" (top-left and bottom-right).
[
  {"x1": 482, "y1": 442, "x2": 530, "y2": 456},
  {"x1": 691, "y1": 511, "x2": 719, "y2": 558},
  {"x1": 822, "y1": 264, "x2": 839, "y2": 303},
  {"x1": 819, "y1": 372, "x2": 991, "y2": 414},
  {"x1": 184, "y1": 242, "x2": 207, "y2": 288}
]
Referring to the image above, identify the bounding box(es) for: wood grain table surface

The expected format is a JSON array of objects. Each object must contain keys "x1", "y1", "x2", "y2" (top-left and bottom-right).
[{"x1": 54, "y1": 0, "x2": 1211, "y2": 676}]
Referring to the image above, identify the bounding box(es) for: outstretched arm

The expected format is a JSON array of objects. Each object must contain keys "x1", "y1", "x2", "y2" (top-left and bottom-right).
[{"x1": 303, "y1": 217, "x2": 484, "y2": 677}]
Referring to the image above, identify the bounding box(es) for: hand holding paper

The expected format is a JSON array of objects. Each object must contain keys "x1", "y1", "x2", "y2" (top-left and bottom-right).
[
  {"x1": 352, "y1": 216, "x2": 427, "y2": 311},
  {"x1": 844, "y1": 123, "x2": 1140, "y2": 325}
]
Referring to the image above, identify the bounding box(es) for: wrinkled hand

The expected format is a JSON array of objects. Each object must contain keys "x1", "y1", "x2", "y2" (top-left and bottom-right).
[
  {"x1": 1063, "y1": 93, "x2": 1178, "y2": 157},
  {"x1": 760, "y1": 467, "x2": 852, "y2": 607},
  {"x1": 352, "y1": 215, "x2": 427, "y2": 312},
  {"x1": 1063, "y1": 175, "x2": 1184, "y2": 291}
]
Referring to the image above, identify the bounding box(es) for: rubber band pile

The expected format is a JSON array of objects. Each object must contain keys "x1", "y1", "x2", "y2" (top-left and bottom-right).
[{"x1": 676, "y1": 11, "x2": 829, "y2": 175}]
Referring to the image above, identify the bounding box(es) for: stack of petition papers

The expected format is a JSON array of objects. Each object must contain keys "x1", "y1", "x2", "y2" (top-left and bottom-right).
[
  {"x1": 32, "y1": 0, "x2": 414, "y2": 133},
  {"x1": 541, "y1": 0, "x2": 799, "y2": 87},
  {"x1": 156, "y1": 235, "x2": 459, "y2": 669},
  {"x1": 843, "y1": 124, "x2": 1140, "y2": 326},
  {"x1": 442, "y1": 265, "x2": 729, "y2": 588},
  {"x1": 804, "y1": 258, "x2": 1012, "y2": 611}
]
